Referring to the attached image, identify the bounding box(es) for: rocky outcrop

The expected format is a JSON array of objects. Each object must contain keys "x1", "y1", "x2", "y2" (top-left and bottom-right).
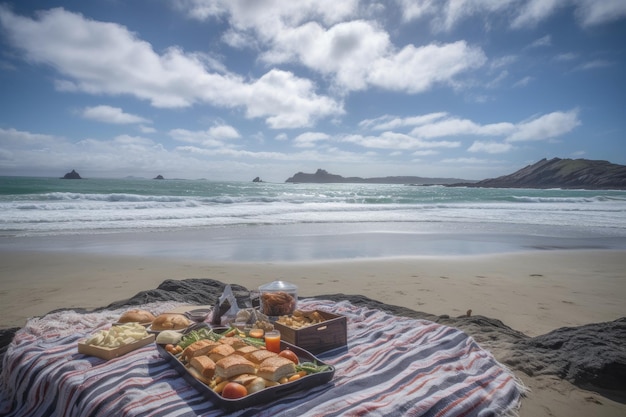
[
  {"x1": 285, "y1": 169, "x2": 472, "y2": 185},
  {"x1": 460, "y1": 158, "x2": 626, "y2": 190},
  {"x1": 61, "y1": 169, "x2": 82, "y2": 179},
  {"x1": 252, "y1": 177, "x2": 263, "y2": 182},
  {"x1": 1, "y1": 278, "x2": 624, "y2": 402},
  {"x1": 153, "y1": 175, "x2": 164, "y2": 180}
]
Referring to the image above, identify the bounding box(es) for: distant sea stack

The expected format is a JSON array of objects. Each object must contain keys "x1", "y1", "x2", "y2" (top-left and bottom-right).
[
  {"x1": 252, "y1": 176, "x2": 263, "y2": 182},
  {"x1": 285, "y1": 168, "x2": 472, "y2": 185},
  {"x1": 61, "y1": 169, "x2": 82, "y2": 179},
  {"x1": 456, "y1": 158, "x2": 626, "y2": 190},
  {"x1": 153, "y1": 175, "x2": 164, "y2": 180}
]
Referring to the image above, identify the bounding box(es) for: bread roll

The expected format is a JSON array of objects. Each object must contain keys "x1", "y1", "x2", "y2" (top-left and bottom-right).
[
  {"x1": 215, "y1": 355, "x2": 256, "y2": 379},
  {"x1": 257, "y1": 356, "x2": 296, "y2": 382},
  {"x1": 151, "y1": 313, "x2": 191, "y2": 331},
  {"x1": 118, "y1": 309, "x2": 156, "y2": 324},
  {"x1": 208, "y1": 344, "x2": 235, "y2": 362},
  {"x1": 246, "y1": 349, "x2": 277, "y2": 364},
  {"x1": 190, "y1": 355, "x2": 216, "y2": 380},
  {"x1": 182, "y1": 339, "x2": 220, "y2": 361}
]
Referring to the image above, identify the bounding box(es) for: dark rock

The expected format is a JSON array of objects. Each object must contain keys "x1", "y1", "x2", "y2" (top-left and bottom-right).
[
  {"x1": 252, "y1": 177, "x2": 262, "y2": 182},
  {"x1": 285, "y1": 169, "x2": 472, "y2": 185},
  {"x1": 504, "y1": 318, "x2": 626, "y2": 402},
  {"x1": 454, "y1": 158, "x2": 626, "y2": 190},
  {"x1": 61, "y1": 169, "x2": 82, "y2": 179},
  {"x1": 1, "y1": 279, "x2": 624, "y2": 403},
  {"x1": 154, "y1": 175, "x2": 164, "y2": 180}
]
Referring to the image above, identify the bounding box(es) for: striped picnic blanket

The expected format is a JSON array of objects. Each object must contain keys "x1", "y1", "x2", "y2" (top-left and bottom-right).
[{"x1": 0, "y1": 299, "x2": 524, "y2": 417}]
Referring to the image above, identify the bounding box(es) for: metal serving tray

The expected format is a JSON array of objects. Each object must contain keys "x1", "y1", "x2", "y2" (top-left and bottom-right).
[{"x1": 156, "y1": 329, "x2": 335, "y2": 411}]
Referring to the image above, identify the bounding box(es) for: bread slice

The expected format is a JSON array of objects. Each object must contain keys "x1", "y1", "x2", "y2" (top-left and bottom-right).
[
  {"x1": 234, "y1": 345, "x2": 259, "y2": 356},
  {"x1": 208, "y1": 344, "x2": 236, "y2": 362},
  {"x1": 182, "y1": 340, "x2": 220, "y2": 361},
  {"x1": 189, "y1": 355, "x2": 216, "y2": 379},
  {"x1": 151, "y1": 313, "x2": 191, "y2": 331},
  {"x1": 246, "y1": 349, "x2": 278, "y2": 364},
  {"x1": 257, "y1": 356, "x2": 296, "y2": 382},
  {"x1": 215, "y1": 355, "x2": 257, "y2": 379},
  {"x1": 219, "y1": 336, "x2": 248, "y2": 349}
]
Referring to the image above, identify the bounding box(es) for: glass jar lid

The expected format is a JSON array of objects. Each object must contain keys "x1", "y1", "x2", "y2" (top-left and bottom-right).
[{"x1": 259, "y1": 280, "x2": 297, "y2": 291}]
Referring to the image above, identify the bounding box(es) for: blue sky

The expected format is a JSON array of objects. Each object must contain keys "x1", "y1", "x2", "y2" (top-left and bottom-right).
[{"x1": 0, "y1": 0, "x2": 625, "y2": 182}]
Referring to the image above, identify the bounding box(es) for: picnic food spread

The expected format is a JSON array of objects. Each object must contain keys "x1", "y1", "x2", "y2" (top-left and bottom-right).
[
  {"x1": 161, "y1": 325, "x2": 332, "y2": 402},
  {"x1": 5, "y1": 291, "x2": 525, "y2": 416}
]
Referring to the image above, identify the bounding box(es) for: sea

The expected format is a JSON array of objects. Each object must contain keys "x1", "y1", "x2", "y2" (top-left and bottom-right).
[{"x1": 1, "y1": 176, "x2": 626, "y2": 261}]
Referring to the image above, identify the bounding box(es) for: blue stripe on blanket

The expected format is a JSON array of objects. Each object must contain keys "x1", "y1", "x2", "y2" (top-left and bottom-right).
[{"x1": 0, "y1": 299, "x2": 523, "y2": 417}]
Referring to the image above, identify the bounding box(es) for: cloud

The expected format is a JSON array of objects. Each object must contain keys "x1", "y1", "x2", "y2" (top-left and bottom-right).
[
  {"x1": 575, "y1": 59, "x2": 612, "y2": 71},
  {"x1": 528, "y1": 34, "x2": 552, "y2": 48},
  {"x1": 359, "y1": 112, "x2": 448, "y2": 131},
  {"x1": 341, "y1": 131, "x2": 461, "y2": 150},
  {"x1": 169, "y1": 124, "x2": 241, "y2": 147},
  {"x1": 513, "y1": 76, "x2": 533, "y2": 87},
  {"x1": 395, "y1": 0, "x2": 626, "y2": 30},
  {"x1": 173, "y1": 2, "x2": 486, "y2": 94},
  {"x1": 293, "y1": 132, "x2": 331, "y2": 148},
  {"x1": 468, "y1": 141, "x2": 515, "y2": 154},
  {"x1": 354, "y1": 109, "x2": 581, "y2": 154},
  {"x1": 263, "y1": 20, "x2": 485, "y2": 93},
  {"x1": 0, "y1": 6, "x2": 341, "y2": 129},
  {"x1": 505, "y1": 109, "x2": 581, "y2": 142},
  {"x1": 81, "y1": 105, "x2": 151, "y2": 124}
]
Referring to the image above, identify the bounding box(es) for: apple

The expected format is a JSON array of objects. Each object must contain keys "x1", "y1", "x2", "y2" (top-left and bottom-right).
[
  {"x1": 221, "y1": 382, "x2": 248, "y2": 399},
  {"x1": 278, "y1": 349, "x2": 299, "y2": 364}
]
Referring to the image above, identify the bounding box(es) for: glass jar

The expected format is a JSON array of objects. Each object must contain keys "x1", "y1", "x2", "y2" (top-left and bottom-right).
[{"x1": 258, "y1": 281, "x2": 298, "y2": 317}]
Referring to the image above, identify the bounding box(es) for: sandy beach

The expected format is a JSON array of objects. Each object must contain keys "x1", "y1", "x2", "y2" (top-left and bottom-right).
[{"x1": 1, "y1": 249, "x2": 625, "y2": 416}]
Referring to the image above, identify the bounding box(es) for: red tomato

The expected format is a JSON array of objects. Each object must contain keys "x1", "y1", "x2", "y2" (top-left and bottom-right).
[
  {"x1": 278, "y1": 349, "x2": 299, "y2": 364},
  {"x1": 222, "y1": 382, "x2": 248, "y2": 399}
]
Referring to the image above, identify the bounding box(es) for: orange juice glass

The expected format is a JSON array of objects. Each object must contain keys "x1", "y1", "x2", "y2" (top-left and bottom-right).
[{"x1": 264, "y1": 330, "x2": 281, "y2": 353}]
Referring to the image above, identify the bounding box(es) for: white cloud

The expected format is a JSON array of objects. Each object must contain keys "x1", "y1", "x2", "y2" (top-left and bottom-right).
[
  {"x1": 410, "y1": 117, "x2": 515, "y2": 139},
  {"x1": 395, "y1": 0, "x2": 626, "y2": 30},
  {"x1": 513, "y1": 76, "x2": 533, "y2": 88},
  {"x1": 293, "y1": 132, "x2": 331, "y2": 148},
  {"x1": 575, "y1": 0, "x2": 626, "y2": 26},
  {"x1": 174, "y1": 2, "x2": 487, "y2": 94},
  {"x1": 0, "y1": 7, "x2": 341, "y2": 129},
  {"x1": 169, "y1": 124, "x2": 241, "y2": 147},
  {"x1": 575, "y1": 60, "x2": 612, "y2": 71},
  {"x1": 359, "y1": 112, "x2": 448, "y2": 131},
  {"x1": 365, "y1": 41, "x2": 486, "y2": 93},
  {"x1": 511, "y1": 0, "x2": 564, "y2": 29},
  {"x1": 341, "y1": 132, "x2": 461, "y2": 150},
  {"x1": 354, "y1": 109, "x2": 581, "y2": 154},
  {"x1": 468, "y1": 141, "x2": 514, "y2": 154},
  {"x1": 81, "y1": 105, "x2": 151, "y2": 124},
  {"x1": 528, "y1": 35, "x2": 552, "y2": 48},
  {"x1": 505, "y1": 109, "x2": 581, "y2": 142}
]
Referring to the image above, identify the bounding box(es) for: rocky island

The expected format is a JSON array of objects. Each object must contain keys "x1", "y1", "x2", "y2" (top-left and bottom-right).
[
  {"x1": 457, "y1": 158, "x2": 626, "y2": 190},
  {"x1": 285, "y1": 168, "x2": 471, "y2": 185},
  {"x1": 61, "y1": 169, "x2": 82, "y2": 179}
]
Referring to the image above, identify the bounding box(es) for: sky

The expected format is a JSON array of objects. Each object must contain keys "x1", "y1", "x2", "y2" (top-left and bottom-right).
[{"x1": 0, "y1": 0, "x2": 625, "y2": 182}]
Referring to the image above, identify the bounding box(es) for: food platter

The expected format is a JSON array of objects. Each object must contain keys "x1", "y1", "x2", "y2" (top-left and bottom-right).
[{"x1": 156, "y1": 328, "x2": 335, "y2": 411}]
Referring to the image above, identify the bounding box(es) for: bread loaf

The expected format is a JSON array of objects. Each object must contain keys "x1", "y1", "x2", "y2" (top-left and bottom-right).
[
  {"x1": 190, "y1": 355, "x2": 216, "y2": 380},
  {"x1": 151, "y1": 313, "x2": 191, "y2": 331},
  {"x1": 257, "y1": 356, "x2": 296, "y2": 382},
  {"x1": 215, "y1": 355, "x2": 256, "y2": 379},
  {"x1": 118, "y1": 309, "x2": 156, "y2": 324}
]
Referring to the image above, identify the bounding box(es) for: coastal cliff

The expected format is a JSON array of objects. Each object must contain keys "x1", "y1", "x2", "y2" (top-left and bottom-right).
[
  {"x1": 461, "y1": 158, "x2": 626, "y2": 190},
  {"x1": 285, "y1": 168, "x2": 471, "y2": 185}
]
